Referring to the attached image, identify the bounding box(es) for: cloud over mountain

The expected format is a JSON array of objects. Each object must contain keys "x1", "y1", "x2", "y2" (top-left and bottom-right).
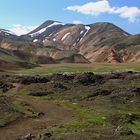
[
  {"x1": 66, "y1": 0, "x2": 140, "y2": 22},
  {"x1": 9, "y1": 24, "x2": 38, "y2": 36}
]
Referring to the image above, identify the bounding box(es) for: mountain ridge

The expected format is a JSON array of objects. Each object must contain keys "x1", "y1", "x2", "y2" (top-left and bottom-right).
[{"x1": 0, "y1": 20, "x2": 140, "y2": 67}]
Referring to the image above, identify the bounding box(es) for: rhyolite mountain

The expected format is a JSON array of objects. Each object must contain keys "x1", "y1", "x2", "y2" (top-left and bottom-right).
[{"x1": 0, "y1": 20, "x2": 140, "y2": 68}]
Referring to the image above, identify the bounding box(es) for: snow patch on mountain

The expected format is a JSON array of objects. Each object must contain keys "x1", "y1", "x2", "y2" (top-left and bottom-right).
[
  {"x1": 80, "y1": 26, "x2": 91, "y2": 41},
  {"x1": 84, "y1": 26, "x2": 91, "y2": 35},
  {"x1": 30, "y1": 27, "x2": 47, "y2": 37},
  {"x1": 33, "y1": 39, "x2": 38, "y2": 42},
  {"x1": 47, "y1": 22, "x2": 65, "y2": 28},
  {"x1": 30, "y1": 22, "x2": 65, "y2": 37},
  {"x1": 123, "y1": 33, "x2": 129, "y2": 36},
  {"x1": 80, "y1": 30, "x2": 84, "y2": 34},
  {"x1": 53, "y1": 38, "x2": 56, "y2": 42},
  {"x1": 61, "y1": 32, "x2": 70, "y2": 41},
  {"x1": 49, "y1": 32, "x2": 55, "y2": 37},
  {"x1": 0, "y1": 29, "x2": 16, "y2": 36}
]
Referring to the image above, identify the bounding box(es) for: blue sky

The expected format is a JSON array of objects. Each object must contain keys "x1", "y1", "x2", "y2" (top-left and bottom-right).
[{"x1": 0, "y1": 0, "x2": 140, "y2": 35}]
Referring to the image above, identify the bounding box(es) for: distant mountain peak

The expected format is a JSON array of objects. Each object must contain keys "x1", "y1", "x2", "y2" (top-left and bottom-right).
[
  {"x1": 27, "y1": 20, "x2": 130, "y2": 47},
  {"x1": 28, "y1": 20, "x2": 66, "y2": 38},
  {"x1": 0, "y1": 29, "x2": 16, "y2": 36}
]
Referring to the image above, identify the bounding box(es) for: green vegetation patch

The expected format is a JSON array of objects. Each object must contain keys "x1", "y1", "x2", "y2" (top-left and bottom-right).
[
  {"x1": 50, "y1": 100, "x2": 107, "y2": 135},
  {"x1": 0, "y1": 94, "x2": 34, "y2": 127},
  {"x1": 11, "y1": 63, "x2": 140, "y2": 75}
]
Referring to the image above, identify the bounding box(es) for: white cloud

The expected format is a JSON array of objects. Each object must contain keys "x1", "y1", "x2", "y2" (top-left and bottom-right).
[
  {"x1": 73, "y1": 20, "x2": 83, "y2": 24},
  {"x1": 66, "y1": 0, "x2": 140, "y2": 22},
  {"x1": 114, "y1": 6, "x2": 140, "y2": 22},
  {"x1": 9, "y1": 24, "x2": 38, "y2": 36},
  {"x1": 66, "y1": 0, "x2": 113, "y2": 16}
]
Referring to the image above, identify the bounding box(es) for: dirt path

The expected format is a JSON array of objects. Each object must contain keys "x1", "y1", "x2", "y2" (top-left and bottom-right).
[{"x1": 0, "y1": 85, "x2": 74, "y2": 140}]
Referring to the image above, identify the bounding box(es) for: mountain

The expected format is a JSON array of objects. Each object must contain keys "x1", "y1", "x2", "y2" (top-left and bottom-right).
[
  {"x1": 0, "y1": 47, "x2": 36, "y2": 69},
  {"x1": 28, "y1": 20, "x2": 91, "y2": 48},
  {"x1": 0, "y1": 29, "x2": 16, "y2": 36},
  {"x1": 0, "y1": 20, "x2": 140, "y2": 67},
  {"x1": 26, "y1": 20, "x2": 140, "y2": 63}
]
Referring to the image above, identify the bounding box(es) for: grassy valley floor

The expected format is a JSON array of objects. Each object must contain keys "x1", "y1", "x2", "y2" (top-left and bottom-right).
[
  {"x1": 9, "y1": 63, "x2": 140, "y2": 75},
  {"x1": 0, "y1": 64, "x2": 140, "y2": 140}
]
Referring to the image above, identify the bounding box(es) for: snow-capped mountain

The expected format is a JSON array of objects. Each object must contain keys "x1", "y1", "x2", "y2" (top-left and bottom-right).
[
  {"x1": 0, "y1": 29, "x2": 16, "y2": 36},
  {"x1": 28, "y1": 20, "x2": 92, "y2": 47},
  {"x1": 0, "y1": 20, "x2": 140, "y2": 64}
]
